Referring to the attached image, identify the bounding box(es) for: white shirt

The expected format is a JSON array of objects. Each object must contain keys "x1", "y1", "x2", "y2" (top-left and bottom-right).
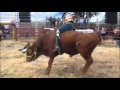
[
  {"x1": 79, "y1": 18, "x2": 84, "y2": 23},
  {"x1": 100, "y1": 28, "x2": 106, "y2": 34}
]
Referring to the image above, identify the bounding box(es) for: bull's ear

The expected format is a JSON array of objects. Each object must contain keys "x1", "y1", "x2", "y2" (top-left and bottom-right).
[
  {"x1": 25, "y1": 42, "x2": 32, "y2": 48},
  {"x1": 27, "y1": 42, "x2": 31, "y2": 46},
  {"x1": 27, "y1": 41, "x2": 33, "y2": 46}
]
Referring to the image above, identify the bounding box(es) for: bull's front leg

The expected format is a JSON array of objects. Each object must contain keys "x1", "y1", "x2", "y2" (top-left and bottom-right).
[
  {"x1": 82, "y1": 57, "x2": 93, "y2": 74},
  {"x1": 46, "y1": 57, "x2": 54, "y2": 75}
]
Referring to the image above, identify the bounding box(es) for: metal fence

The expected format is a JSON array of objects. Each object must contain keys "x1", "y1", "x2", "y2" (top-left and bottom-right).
[
  {"x1": 15, "y1": 22, "x2": 49, "y2": 40},
  {"x1": 0, "y1": 12, "x2": 120, "y2": 43},
  {"x1": 96, "y1": 24, "x2": 120, "y2": 46}
]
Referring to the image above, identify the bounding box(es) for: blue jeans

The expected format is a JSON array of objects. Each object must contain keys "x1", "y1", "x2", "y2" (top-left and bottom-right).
[
  {"x1": 53, "y1": 23, "x2": 74, "y2": 52},
  {"x1": 80, "y1": 23, "x2": 84, "y2": 27},
  {"x1": 58, "y1": 23, "x2": 74, "y2": 33}
]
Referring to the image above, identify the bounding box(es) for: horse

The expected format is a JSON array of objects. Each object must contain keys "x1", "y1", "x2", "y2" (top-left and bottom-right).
[{"x1": 19, "y1": 30, "x2": 100, "y2": 75}]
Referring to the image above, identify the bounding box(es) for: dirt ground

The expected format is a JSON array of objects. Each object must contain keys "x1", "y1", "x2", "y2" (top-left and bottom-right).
[{"x1": 0, "y1": 38, "x2": 120, "y2": 78}]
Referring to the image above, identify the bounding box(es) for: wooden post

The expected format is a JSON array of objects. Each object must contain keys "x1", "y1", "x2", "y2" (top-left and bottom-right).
[
  {"x1": 35, "y1": 21, "x2": 38, "y2": 38},
  {"x1": 12, "y1": 25, "x2": 17, "y2": 41},
  {"x1": 12, "y1": 12, "x2": 17, "y2": 41}
]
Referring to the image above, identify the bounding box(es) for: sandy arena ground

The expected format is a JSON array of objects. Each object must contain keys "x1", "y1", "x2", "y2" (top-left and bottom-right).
[{"x1": 0, "y1": 38, "x2": 120, "y2": 78}]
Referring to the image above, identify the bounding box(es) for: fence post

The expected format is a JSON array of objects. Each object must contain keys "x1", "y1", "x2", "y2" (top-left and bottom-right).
[
  {"x1": 118, "y1": 12, "x2": 120, "y2": 29},
  {"x1": 35, "y1": 21, "x2": 38, "y2": 38}
]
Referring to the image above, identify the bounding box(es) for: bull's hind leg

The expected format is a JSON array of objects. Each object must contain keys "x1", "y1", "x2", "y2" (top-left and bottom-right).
[
  {"x1": 78, "y1": 49, "x2": 93, "y2": 75},
  {"x1": 82, "y1": 56, "x2": 93, "y2": 74}
]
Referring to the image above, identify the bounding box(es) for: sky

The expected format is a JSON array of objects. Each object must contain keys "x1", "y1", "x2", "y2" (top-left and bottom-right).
[{"x1": 0, "y1": 12, "x2": 105, "y2": 22}]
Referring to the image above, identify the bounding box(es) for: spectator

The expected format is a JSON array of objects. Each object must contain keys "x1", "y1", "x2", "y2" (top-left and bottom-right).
[
  {"x1": 79, "y1": 17, "x2": 84, "y2": 29},
  {"x1": 114, "y1": 28, "x2": 120, "y2": 47},
  {"x1": 0, "y1": 24, "x2": 2, "y2": 41},
  {"x1": 84, "y1": 16, "x2": 89, "y2": 27},
  {"x1": 24, "y1": 31, "x2": 29, "y2": 39},
  {"x1": 46, "y1": 16, "x2": 49, "y2": 28},
  {"x1": 0, "y1": 29, "x2": 2, "y2": 41},
  {"x1": 116, "y1": 39, "x2": 120, "y2": 48},
  {"x1": 99, "y1": 27, "x2": 107, "y2": 43},
  {"x1": 100, "y1": 27, "x2": 107, "y2": 37},
  {"x1": 113, "y1": 28, "x2": 119, "y2": 37},
  {"x1": 3, "y1": 30, "x2": 7, "y2": 39}
]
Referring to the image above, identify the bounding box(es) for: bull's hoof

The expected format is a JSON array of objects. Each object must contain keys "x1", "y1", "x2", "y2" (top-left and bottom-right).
[
  {"x1": 46, "y1": 71, "x2": 50, "y2": 75},
  {"x1": 46, "y1": 69, "x2": 50, "y2": 75},
  {"x1": 81, "y1": 72, "x2": 86, "y2": 75},
  {"x1": 81, "y1": 70, "x2": 87, "y2": 75},
  {"x1": 78, "y1": 69, "x2": 86, "y2": 75}
]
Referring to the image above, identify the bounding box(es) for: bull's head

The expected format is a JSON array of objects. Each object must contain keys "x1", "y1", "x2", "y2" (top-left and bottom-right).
[{"x1": 19, "y1": 42, "x2": 37, "y2": 62}]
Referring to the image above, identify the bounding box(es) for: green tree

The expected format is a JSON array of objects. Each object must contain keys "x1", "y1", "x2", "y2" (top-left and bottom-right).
[
  {"x1": 48, "y1": 17, "x2": 56, "y2": 28},
  {"x1": 74, "y1": 12, "x2": 99, "y2": 18},
  {"x1": 74, "y1": 12, "x2": 100, "y2": 25}
]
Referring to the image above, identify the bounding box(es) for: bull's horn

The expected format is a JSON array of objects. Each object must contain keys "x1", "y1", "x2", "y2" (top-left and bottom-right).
[
  {"x1": 18, "y1": 48, "x2": 24, "y2": 51},
  {"x1": 22, "y1": 48, "x2": 27, "y2": 53}
]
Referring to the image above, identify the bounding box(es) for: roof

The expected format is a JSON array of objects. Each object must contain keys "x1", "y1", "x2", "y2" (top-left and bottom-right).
[{"x1": 0, "y1": 21, "x2": 11, "y2": 24}]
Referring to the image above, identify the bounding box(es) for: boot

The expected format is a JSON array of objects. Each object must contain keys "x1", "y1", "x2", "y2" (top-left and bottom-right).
[
  {"x1": 53, "y1": 30, "x2": 60, "y2": 53},
  {"x1": 53, "y1": 45, "x2": 60, "y2": 52}
]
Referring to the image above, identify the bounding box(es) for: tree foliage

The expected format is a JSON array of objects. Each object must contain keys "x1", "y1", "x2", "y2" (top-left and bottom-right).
[
  {"x1": 47, "y1": 17, "x2": 57, "y2": 27},
  {"x1": 74, "y1": 12, "x2": 98, "y2": 18}
]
